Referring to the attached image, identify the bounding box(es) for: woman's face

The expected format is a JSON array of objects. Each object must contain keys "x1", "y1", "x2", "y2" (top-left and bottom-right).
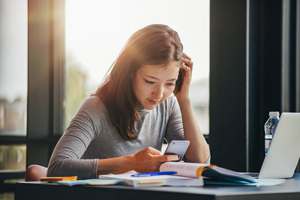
[{"x1": 132, "y1": 61, "x2": 180, "y2": 110}]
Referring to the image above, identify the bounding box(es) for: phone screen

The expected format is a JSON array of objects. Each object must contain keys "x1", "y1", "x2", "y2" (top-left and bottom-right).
[{"x1": 163, "y1": 140, "x2": 190, "y2": 161}]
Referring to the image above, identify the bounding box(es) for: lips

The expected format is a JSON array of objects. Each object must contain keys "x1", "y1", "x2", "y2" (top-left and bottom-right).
[{"x1": 148, "y1": 99, "x2": 160, "y2": 104}]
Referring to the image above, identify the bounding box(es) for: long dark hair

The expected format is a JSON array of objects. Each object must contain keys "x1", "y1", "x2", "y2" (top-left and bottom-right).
[{"x1": 94, "y1": 24, "x2": 183, "y2": 140}]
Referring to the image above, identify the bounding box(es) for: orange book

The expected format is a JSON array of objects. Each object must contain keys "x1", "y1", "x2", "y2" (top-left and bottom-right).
[
  {"x1": 40, "y1": 176, "x2": 77, "y2": 182},
  {"x1": 159, "y1": 162, "x2": 256, "y2": 183}
]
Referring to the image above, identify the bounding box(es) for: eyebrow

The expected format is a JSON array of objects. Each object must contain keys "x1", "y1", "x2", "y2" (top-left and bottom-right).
[{"x1": 145, "y1": 75, "x2": 177, "y2": 81}]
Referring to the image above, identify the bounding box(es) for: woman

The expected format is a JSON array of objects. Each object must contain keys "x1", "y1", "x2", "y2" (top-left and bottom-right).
[{"x1": 47, "y1": 24, "x2": 210, "y2": 179}]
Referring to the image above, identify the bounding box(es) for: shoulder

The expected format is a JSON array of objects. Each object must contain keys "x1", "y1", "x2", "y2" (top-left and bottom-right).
[
  {"x1": 82, "y1": 95, "x2": 101, "y2": 104},
  {"x1": 77, "y1": 95, "x2": 108, "y2": 117},
  {"x1": 80, "y1": 95, "x2": 105, "y2": 108},
  {"x1": 69, "y1": 96, "x2": 110, "y2": 134},
  {"x1": 161, "y1": 95, "x2": 179, "y2": 110},
  {"x1": 157, "y1": 95, "x2": 180, "y2": 114}
]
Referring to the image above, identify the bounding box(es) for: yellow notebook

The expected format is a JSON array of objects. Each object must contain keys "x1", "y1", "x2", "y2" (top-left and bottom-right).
[{"x1": 40, "y1": 176, "x2": 77, "y2": 182}]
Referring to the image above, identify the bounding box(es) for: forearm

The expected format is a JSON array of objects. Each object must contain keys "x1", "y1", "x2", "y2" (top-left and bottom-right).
[
  {"x1": 97, "y1": 155, "x2": 134, "y2": 176},
  {"x1": 177, "y1": 98, "x2": 210, "y2": 163},
  {"x1": 47, "y1": 158, "x2": 99, "y2": 180}
]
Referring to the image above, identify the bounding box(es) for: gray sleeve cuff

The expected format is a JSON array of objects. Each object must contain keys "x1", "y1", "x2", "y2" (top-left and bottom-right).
[{"x1": 203, "y1": 155, "x2": 211, "y2": 164}]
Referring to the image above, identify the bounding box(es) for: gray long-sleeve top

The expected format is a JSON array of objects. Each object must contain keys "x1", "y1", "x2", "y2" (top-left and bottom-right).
[{"x1": 47, "y1": 95, "x2": 208, "y2": 179}]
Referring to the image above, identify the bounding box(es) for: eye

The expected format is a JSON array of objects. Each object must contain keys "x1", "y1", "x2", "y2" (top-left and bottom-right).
[
  {"x1": 166, "y1": 83, "x2": 175, "y2": 86},
  {"x1": 144, "y1": 79, "x2": 155, "y2": 84}
]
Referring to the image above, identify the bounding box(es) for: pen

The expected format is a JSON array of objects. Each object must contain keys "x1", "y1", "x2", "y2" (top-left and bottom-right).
[{"x1": 131, "y1": 171, "x2": 177, "y2": 177}]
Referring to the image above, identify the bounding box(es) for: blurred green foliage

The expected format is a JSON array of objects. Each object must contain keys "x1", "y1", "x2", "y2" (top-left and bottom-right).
[
  {"x1": 0, "y1": 192, "x2": 14, "y2": 200},
  {"x1": 65, "y1": 54, "x2": 89, "y2": 129},
  {"x1": 0, "y1": 145, "x2": 26, "y2": 170}
]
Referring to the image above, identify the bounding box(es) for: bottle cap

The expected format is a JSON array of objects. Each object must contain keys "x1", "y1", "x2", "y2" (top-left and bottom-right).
[{"x1": 269, "y1": 111, "x2": 280, "y2": 116}]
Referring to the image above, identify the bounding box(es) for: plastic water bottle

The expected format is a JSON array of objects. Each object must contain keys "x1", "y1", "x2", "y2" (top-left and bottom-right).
[{"x1": 264, "y1": 111, "x2": 280, "y2": 155}]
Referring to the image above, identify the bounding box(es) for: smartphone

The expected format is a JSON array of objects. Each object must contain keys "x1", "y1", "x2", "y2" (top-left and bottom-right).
[{"x1": 163, "y1": 140, "x2": 190, "y2": 161}]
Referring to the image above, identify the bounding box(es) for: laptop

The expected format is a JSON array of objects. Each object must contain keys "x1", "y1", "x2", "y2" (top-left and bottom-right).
[{"x1": 248, "y1": 112, "x2": 300, "y2": 179}]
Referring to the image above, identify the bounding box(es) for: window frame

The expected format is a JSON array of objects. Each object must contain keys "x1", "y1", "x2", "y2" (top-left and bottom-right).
[{"x1": 0, "y1": 0, "x2": 65, "y2": 192}]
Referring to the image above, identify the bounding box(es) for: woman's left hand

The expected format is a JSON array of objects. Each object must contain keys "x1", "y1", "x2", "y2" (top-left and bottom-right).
[
  {"x1": 174, "y1": 53, "x2": 210, "y2": 163},
  {"x1": 175, "y1": 52, "x2": 193, "y2": 101}
]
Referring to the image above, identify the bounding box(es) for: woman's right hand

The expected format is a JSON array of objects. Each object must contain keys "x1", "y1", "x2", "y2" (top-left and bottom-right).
[
  {"x1": 131, "y1": 147, "x2": 179, "y2": 172},
  {"x1": 97, "y1": 147, "x2": 179, "y2": 176}
]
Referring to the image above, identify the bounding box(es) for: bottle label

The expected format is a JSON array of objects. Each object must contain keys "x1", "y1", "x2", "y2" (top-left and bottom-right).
[{"x1": 265, "y1": 138, "x2": 272, "y2": 153}]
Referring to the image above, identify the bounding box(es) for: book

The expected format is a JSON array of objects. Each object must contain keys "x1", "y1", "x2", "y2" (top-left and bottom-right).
[
  {"x1": 40, "y1": 176, "x2": 78, "y2": 182},
  {"x1": 203, "y1": 178, "x2": 285, "y2": 186},
  {"x1": 159, "y1": 162, "x2": 285, "y2": 186},
  {"x1": 57, "y1": 179, "x2": 121, "y2": 186},
  {"x1": 99, "y1": 172, "x2": 203, "y2": 187},
  {"x1": 160, "y1": 162, "x2": 256, "y2": 182}
]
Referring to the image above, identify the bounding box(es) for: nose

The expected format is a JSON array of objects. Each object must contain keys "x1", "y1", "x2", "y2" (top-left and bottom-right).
[{"x1": 152, "y1": 85, "x2": 163, "y2": 100}]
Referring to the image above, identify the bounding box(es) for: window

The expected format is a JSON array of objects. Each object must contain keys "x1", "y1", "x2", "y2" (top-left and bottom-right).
[
  {"x1": 65, "y1": 0, "x2": 210, "y2": 134},
  {"x1": 0, "y1": 0, "x2": 27, "y2": 172},
  {"x1": 0, "y1": 0, "x2": 27, "y2": 137},
  {"x1": 0, "y1": 1, "x2": 27, "y2": 198}
]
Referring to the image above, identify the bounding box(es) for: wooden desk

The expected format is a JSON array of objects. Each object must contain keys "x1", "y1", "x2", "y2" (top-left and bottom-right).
[{"x1": 16, "y1": 173, "x2": 300, "y2": 200}]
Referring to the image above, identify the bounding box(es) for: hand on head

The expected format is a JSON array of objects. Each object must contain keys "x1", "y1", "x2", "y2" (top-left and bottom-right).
[{"x1": 176, "y1": 52, "x2": 193, "y2": 100}]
